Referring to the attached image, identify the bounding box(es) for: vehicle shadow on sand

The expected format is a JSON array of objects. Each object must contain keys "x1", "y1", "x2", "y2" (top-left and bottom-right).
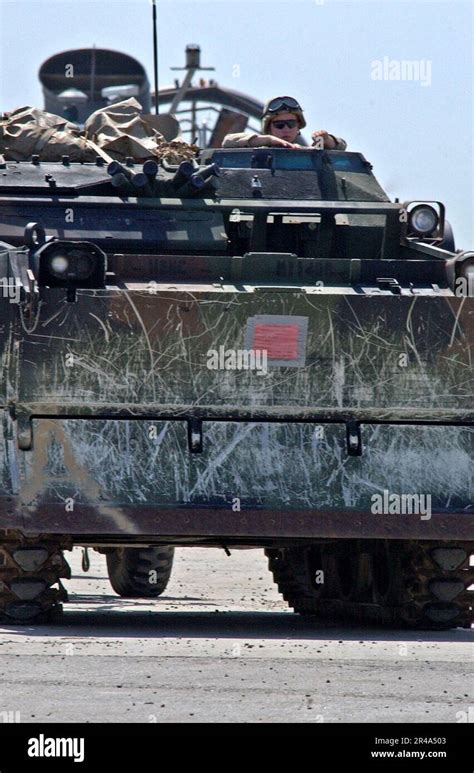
[{"x1": 1, "y1": 601, "x2": 472, "y2": 643}]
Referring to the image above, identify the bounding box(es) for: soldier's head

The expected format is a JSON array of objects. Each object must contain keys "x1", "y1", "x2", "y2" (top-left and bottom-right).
[{"x1": 262, "y1": 96, "x2": 306, "y2": 142}]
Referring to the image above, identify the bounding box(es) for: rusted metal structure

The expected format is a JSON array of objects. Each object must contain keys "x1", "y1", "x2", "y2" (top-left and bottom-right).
[
  {"x1": 39, "y1": 48, "x2": 151, "y2": 124},
  {"x1": 38, "y1": 44, "x2": 264, "y2": 147}
]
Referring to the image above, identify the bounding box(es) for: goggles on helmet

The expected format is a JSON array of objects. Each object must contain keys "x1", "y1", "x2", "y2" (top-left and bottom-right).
[{"x1": 266, "y1": 96, "x2": 303, "y2": 113}]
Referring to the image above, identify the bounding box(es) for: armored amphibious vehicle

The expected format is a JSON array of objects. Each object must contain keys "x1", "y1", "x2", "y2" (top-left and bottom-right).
[{"x1": 0, "y1": 144, "x2": 472, "y2": 627}]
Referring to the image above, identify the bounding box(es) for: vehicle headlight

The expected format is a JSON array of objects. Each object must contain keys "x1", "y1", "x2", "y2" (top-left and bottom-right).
[
  {"x1": 34, "y1": 240, "x2": 107, "y2": 288},
  {"x1": 408, "y1": 204, "x2": 439, "y2": 236},
  {"x1": 49, "y1": 255, "x2": 70, "y2": 276},
  {"x1": 461, "y1": 263, "x2": 474, "y2": 281},
  {"x1": 444, "y1": 251, "x2": 474, "y2": 296},
  {"x1": 47, "y1": 249, "x2": 96, "y2": 281}
]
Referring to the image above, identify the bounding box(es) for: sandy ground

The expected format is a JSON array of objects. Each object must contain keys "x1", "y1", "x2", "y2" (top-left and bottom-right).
[{"x1": 0, "y1": 546, "x2": 472, "y2": 723}]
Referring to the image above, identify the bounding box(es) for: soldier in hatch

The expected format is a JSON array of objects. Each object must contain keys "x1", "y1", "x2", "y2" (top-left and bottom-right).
[{"x1": 222, "y1": 96, "x2": 347, "y2": 150}]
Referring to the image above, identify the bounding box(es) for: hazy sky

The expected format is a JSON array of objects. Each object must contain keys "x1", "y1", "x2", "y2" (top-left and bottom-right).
[{"x1": 0, "y1": 0, "x2": 472, "y2": 247}]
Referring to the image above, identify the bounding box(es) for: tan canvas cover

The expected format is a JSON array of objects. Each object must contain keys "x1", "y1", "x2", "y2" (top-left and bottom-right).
[
  {"x1": 0, "y1": 106, "x2": 94, "y2": 161},
  {"x1": 84, "y1": 98, "x2": 160, "y2": 159},
  {"x1": 0, "y1": 98, "x2": 197, "y2": 163}
]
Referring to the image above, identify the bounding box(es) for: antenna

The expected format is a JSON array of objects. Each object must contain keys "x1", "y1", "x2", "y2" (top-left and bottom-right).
[
  {"x1": 90, "y1": 44, "x2": 96, "y2": 103},
  {"x1": 152, "y1": 0, "x2": 159, "y2": 114}
]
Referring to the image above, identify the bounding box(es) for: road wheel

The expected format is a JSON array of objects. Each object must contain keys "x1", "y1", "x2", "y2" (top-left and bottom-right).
[
  {"x1": 106, "y1": 546, "x2": 174, "y2": 598},
  {"x1": 367, "y1": 539, "x2": 473, "y2": 629},
  {"x1": 265, "y1": 544, "x2": 332, "y2": 615},
  {"x1": 0, "y1": 530, "x2": 70, "y2": 623},
  {"x1": 266, "y1": 540, "x2": 473, "y2": 629}
]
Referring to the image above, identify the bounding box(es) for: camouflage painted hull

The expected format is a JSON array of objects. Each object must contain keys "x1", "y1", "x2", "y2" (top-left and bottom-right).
[{"x1": 1, "y1": 288, "x2": 472, "y2": 537}]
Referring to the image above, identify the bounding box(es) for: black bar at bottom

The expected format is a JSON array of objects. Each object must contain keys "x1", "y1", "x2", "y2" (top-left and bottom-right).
[{"x1": 0, "y1": 723, "x2": 471, "y2": 770}]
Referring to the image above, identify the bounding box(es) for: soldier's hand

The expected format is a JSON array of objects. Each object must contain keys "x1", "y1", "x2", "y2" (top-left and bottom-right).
[
  {"x1": 249, "y1": 134, "x2": 300, "y2": 149},
  {"x1": 311, "y1": 130, "x2": 336, "y2": 149}
]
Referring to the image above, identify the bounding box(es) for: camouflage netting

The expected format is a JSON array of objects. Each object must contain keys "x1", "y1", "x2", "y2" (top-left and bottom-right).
[{"x1": 0, "y1": 98, "x2": 198, "y2": 164}]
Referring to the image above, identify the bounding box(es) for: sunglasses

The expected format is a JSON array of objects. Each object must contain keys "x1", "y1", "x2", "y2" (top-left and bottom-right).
[
  {"x1": 267, "y1": 96, "x2": 303, "y2": 113},
  {"x1": 271, "y1": 119, "x2": 298, "y2": 129}
]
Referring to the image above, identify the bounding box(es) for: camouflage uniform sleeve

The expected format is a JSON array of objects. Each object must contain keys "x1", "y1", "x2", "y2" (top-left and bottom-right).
[
  {"x1": 329, "y1": 135, "x2": 347, "y2": 151},
  {"x1": 221, "y1": 132, "x2": 260, "y2": 148}
]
